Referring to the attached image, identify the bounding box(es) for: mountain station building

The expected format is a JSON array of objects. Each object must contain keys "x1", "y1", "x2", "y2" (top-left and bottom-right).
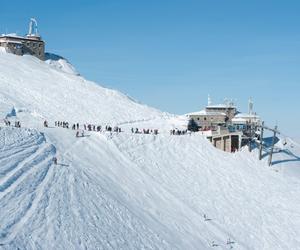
[{"x1": 0, "y1": 18, "x2": 45, "y2": 60}]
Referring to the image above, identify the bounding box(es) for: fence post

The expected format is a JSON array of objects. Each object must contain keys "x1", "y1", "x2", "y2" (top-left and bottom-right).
[
  {"x1": 259, "y1": 121, "x2": 264, "y2": 160},
  {"x1": 268, "y1": 125, "x2": 277, "y2": 166}
]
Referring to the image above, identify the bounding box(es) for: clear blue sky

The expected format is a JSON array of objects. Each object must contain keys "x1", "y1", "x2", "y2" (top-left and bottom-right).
[{"x1": 1, "y1": 0, "x2": 300, "y2": 138}]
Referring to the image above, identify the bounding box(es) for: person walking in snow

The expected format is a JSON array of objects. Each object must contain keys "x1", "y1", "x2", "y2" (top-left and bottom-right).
[
  {"x1": 15, "y1": 121, "x2": 21, "y2": 128},
  {"x1": 4, "y1": 119, "x2": 10, "y2": 126},
  {"x1": 53, "y1": 157, "x2": 58, "y2": 165}
]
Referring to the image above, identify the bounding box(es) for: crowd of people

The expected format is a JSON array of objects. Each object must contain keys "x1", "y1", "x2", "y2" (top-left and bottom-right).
[
  {"x1": 3, "y1": 118, "x2": 192, "y2": 138},
  {"x1": 170, "y1": 129, "x2": 188, "y2": 135},
  {"x1": 55, "y1": 121, "x2": 71, "y2": 129},
  {"x1": 52, "y1": 120, "x2": 123, "y2": 137},
  {"x1": 131, "y1": 128, "x2": 159, "y2": 135}
]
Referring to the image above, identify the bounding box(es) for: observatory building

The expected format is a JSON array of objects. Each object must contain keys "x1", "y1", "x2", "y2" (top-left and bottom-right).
[{"x1": 0, "y1": 18, "x2": 45, "y2": 60}]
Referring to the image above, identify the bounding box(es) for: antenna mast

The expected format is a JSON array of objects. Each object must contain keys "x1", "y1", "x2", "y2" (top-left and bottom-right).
[
  {"x1": 208, "y1": 94, "x2": 212, "y2": 106},
  {"x1": 248, "y1": 97, "x2": 253, "y2": 115},
  {"x1": 28, "y1": 18, "x2": 38, "y2": 36}
]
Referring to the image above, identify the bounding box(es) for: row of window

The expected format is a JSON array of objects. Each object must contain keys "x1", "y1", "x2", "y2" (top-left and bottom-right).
[
  {"x1": 26, "y1": 42, "x2": 43, "y2": 48},
  {"x1": 196, "y1": 117, "x2": 223, "y2": 121}
]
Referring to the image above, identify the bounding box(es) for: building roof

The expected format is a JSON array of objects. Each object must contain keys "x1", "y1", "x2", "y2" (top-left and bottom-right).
[
  {"x1": 187, "y1": 109, "x2": 227, "y2": 116},
  {"x1": 0, "y1": 39, "x2": 23, "y2": 44},
  {"x1": 232, "y1": 113, "x2": 261, "y2": 124},
  {"x1": 0, "y1": 34, "x2": 43, "y2": 42},
  {"x1": 0, "y1": 33, "x2": 24, "y2": 39},
  {"x1": 206, "y1": 104, "x2": 236, "y2": 109},
  {"x1": 234, "y1": 113, "x2": 260, "y2": 119},
  {"x1": 231, "y1": 117, "x2": 248, "y2": 123}
]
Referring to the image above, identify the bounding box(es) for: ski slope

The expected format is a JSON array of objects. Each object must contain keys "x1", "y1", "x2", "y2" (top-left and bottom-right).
[{"x1": 0, "y1": 52, "x2": 300, "y2": 249}]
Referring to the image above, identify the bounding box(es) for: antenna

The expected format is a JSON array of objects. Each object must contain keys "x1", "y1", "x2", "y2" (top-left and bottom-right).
[
  {"x1": 248, "y1": 97, "x2": 253, "y2": 115},
  {"x1": 208, "y1": 94, "x2": 212, "y2": 106},
  {"x1": 28, "y1": 18, "x2": 39, "y2": 36},
  {"x1": 224, "y1": 97, "x2": 229, "y2": 106}
]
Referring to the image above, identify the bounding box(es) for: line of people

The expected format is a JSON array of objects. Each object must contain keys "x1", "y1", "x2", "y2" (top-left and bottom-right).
[
  {"x1": 131, "y1": 128, "x2": 159, "y2": 135},
  {"x1": 5, "y1": 118, "x2": 189, "y2": 138},
  {"x1": 55, "y1": 121, "x2": 73, "y2": 129},
  {"x1": 170, "y1": 129, "x2": 188, "y2": 135},
  {"x1": 53, "y1": 120, "x2": 124, "y2": 136}
]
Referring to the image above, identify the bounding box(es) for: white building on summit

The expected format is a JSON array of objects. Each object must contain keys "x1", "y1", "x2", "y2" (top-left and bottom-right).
[{"x1": 0, "y1": 18, "x2": 45, "y2": 60}]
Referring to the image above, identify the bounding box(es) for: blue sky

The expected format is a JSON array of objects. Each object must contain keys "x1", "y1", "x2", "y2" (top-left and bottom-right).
[{"x1": 1, "y1": 0, "x2": 300, "y2": 138}]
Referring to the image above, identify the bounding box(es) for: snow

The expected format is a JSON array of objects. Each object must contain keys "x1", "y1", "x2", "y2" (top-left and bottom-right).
[
  {"x1": 0, "y1": 52, "x2": 168, "y2": 125},
  {"x1": 0, "y1": 40, "x2": 23, "y2": 44},
  {"x1": 232, "y1": 113, "x2": 261, "y2": 125},
  {"x1": 206, "y1": 104, "x2": 236, "y2": 109},
  {"x1": 0, "y1": 52, "x2": 300, "y2": 249},
  {"x1": 187, "y1": 109, "x2": 227, "y2": 116},
  {"x1": 0, "y1": 33, "x2": 24, "y2": 39},
  {"x1": 45, "y1": 53, "x2": 80, "y2": 76}
]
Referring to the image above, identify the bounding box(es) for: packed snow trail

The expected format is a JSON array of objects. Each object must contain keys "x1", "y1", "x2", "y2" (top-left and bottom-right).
[
  {"x1": 0, "y1": 128, "x2": 56, "y2": 246},
  {"x1": 0, "y1": 127, "x2": 175, "y2": 249}
]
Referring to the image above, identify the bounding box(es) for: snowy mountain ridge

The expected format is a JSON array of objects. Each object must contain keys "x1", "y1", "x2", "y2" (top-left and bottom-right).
[
  {"x1": 0, "y1": 52, "x2": 300, "y2": 250},
  {"x1": 0, "y1": 52, "x2": 171, "y2": 125},
  {"x1": 45, "y1": 53, "x2": 80, "y2": 76}
]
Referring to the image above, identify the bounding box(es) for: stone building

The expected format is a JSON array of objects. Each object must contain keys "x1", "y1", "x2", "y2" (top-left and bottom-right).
[
  {"x1": 0, "y1": 18, "x2": 45, "y2": 60},
  {"x1": 205, "y1": 103, "x2": 237, "y2": 121},
  {"x1": 187, "y1": 96, "x2": 237, "y2": 129},
  {"x1": 188, "y1": 109, "x2": 227, "y2": 129},
  {"x1": 207, "y1": 132, "x2": 242, "y2": 152},
  {"x1": 187, "y1": 96, "x2": 261, "y2": 153}
]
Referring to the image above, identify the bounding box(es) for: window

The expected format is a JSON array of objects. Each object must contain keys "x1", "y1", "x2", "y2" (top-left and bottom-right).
[{"x1": 204, "y1": 117, "x2": 207, "y2": 121}]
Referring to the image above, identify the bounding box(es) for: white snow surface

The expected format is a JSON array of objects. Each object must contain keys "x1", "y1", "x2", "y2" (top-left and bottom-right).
[
  {"x1": 0, "y1": 53, "x2": 170, "y2": 126},
  {"x1": 45, "y1": 53, "x2": 80, "y2": 76},
  {"x1": 0, "y1": 53, "x2": 300, "y2": 250}
]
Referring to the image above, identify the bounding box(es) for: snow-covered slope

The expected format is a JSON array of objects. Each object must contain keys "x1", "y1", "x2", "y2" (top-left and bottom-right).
[
  {"x1": 45, "y1": 53, "x2": 80, "y2": 76},
  {"x1": 0, "y1": 52, "x2": 169, "y2": 125},
  {"x1": 0, "y1": 53, "x2": 300, "y2": 249}
]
